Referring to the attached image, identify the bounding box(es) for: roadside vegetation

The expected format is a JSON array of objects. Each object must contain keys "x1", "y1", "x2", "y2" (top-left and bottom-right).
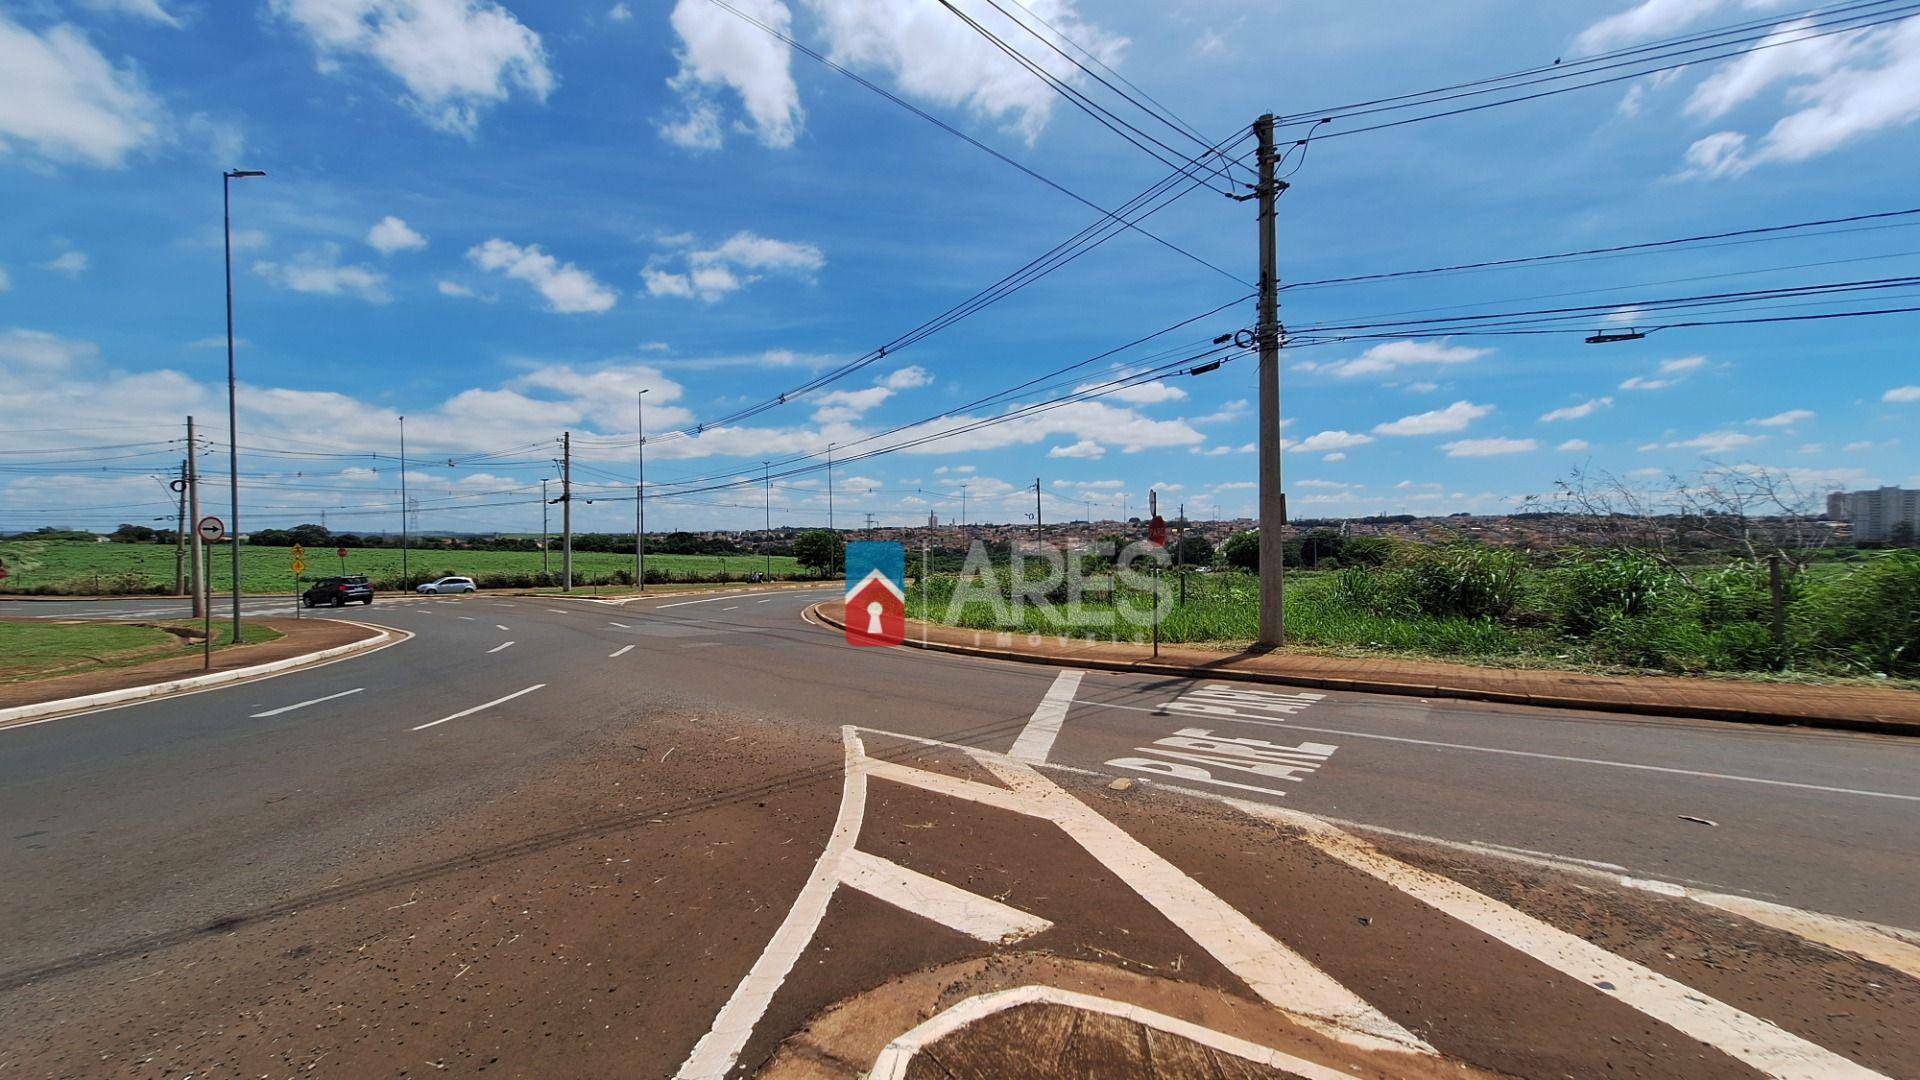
[
  {"x1": 0, "y1": 538, "x2": 807, "y2": 595},
  {"x1": 906, "y1": 544, "x2": 1920, "y2": 682},
  {"x1": 0, "y1": 620, "x2": 281, "y2": 684}
]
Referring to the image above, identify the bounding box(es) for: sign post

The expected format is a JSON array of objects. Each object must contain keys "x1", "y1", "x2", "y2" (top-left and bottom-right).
[
  {"x1": 336, "y1": 545, "x2": 348, "y2": 574},
  {"x1": 291, "y1": 544, "x2": 305, "y2": 620},
  {"x1": 195, "y1": 517, "x2": 224, "y2": 668}
]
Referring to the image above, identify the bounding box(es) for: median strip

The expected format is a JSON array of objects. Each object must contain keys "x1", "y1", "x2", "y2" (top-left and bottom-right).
[{"x1": 411, "y1": 684, "x2": 544, "y2": 732}]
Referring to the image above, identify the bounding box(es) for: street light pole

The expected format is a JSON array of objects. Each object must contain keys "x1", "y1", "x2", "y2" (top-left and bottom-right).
[
  {"x1": 763, "y1": 460, "x2": 772, "y2": 581},
  {"x1": 826, "y1": 442, "x2": 835, "y2": 533},
  {"x1": 636, "y1": 389, "x2": 648, "y2": 592},
  {"x1": 222, "y1": 168, "x2": 264, "y2": 644},
  {"x1": 399, "y1": 415, "x2": 409, "y2": 588}
]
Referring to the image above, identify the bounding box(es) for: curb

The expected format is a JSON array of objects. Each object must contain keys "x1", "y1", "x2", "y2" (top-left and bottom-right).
[
  {"x1": 0, "y1": 619, "x2": 409, "y2": 730},
  {"x1": 808, "y1": 605, "x2": 1920, "y2": 738}
]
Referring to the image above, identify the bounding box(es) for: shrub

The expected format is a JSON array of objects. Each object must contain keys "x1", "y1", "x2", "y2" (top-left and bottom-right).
[
  {"x1": 1791, "y1": 552, "x2": 1920, "y2": 676},
  {"x1": 1554, "y1": 551, "x2": 1675, "y2": 634},
  {"x1": 1396, "y1": 545, "x2": 1523, "y2": 620}
]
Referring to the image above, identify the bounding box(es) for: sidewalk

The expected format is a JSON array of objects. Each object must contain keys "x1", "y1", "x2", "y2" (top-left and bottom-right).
[{"x1": 814, "y1": 602, "x2": 1920, "y2": 737}]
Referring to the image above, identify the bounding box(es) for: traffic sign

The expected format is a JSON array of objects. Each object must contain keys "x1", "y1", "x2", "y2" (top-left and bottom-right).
[
  {"x1": 196, "y1": 516, "x2": 225, "y2": 543},
  {"x1": 290, "y1": 543, "x2": 305, "y2": 558},
  {"x1": 336, "y1": 546, "x2": 348, "y2": 559},
  {"x1": 291, "y1": 558, "x2": 307, "y2": 575},
  {"x1": 1147, "y1": 514, "x2": 1168, "y2": 547}
]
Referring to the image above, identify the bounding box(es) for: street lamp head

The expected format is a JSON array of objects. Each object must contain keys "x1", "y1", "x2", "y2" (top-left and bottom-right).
[{"x1": 225, "y1": 169, "x2": 266, "y2": 179}]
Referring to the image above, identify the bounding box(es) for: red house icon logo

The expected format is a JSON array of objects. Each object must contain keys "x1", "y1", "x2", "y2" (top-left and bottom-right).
[{"x1": 846, "y1": 567, "x2": 905, "y2": 647}]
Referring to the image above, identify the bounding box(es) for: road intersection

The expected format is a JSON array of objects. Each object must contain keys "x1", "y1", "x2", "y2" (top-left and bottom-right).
[{"x1": 1, "y1": 589, "x2": 1915, "y2": 1076}]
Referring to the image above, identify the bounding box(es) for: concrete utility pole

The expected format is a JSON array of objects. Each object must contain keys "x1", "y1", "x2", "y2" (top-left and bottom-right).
[
  {"x1": 173, "y1": 455, "x2": 188, "y2": 596},
  {"x1": 636, "y1": 389, "x2": 648, "y2": 591},
  {"x1": 187, "y1": 415, "x2": 203, "y2": 619},
  {"x1": 960, "y1": 484, "x2": 968, "y2": 529},
  {"x1": 1254, "y1": 113, "x2": 1288, "y2": 647},
  {"x1": 562, "y1": 431, "x2": 573, "y2": 592},
  {"x1": 762, "y1": 460, "x2": 772, "y2": 581},
  {"x1": 826, "y1": 443, "x2": 835, "y2": 533},
  {"x1": 1034, "y1": 478, "x2": 1043, "y2": 543},
  {"x1": 541, "y1": 478, "x2": 551, "y2": 579},
  {"x1": 398, "y1": 415, "x2": 409, "y2": 588}
]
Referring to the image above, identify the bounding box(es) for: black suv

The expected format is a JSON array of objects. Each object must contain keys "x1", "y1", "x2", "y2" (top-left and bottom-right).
[{"x1": 302, "y1": 575, "x2": 374, "y2": 607}]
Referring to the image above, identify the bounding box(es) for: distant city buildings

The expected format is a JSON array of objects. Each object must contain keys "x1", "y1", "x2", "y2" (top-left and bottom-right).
[{"x1": 1828, "y1": 486, "x2": 1920, "y2": 542}]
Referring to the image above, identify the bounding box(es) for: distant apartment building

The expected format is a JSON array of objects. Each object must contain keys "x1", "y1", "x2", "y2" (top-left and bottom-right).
[{"x1": 1829, "y1": 486, "x2": 1920, "y2": 542}]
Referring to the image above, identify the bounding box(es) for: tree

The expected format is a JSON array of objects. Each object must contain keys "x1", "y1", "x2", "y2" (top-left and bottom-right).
[
  {"x1": 793, "y1": 529, "x2": 844, "y2": 574},
  {"x1": 1171, "y1": 534, "x2": 1213, "y2": 566},
  {"x1": 1222, "y1": 530, "x2": 1259, "y2": 571}
]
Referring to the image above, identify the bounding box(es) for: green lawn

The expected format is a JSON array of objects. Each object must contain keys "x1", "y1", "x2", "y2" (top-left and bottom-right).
[
  {"x1": 0, "y1": 539, "x2": 805, "y2": 595},
  {"x1": 0, "y1": 620, "x2": 280, "y2": 683}
]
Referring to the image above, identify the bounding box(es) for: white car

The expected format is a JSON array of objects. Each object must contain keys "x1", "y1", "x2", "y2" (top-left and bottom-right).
[{"x1": 416, "y1": 576, "x2": 477, "y2": 594}]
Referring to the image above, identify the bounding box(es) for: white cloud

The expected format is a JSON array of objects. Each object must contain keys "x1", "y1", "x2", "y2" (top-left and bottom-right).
[
  {"x1": 269, "y1": 0, "x2": 554, "y2": 137},
  {"x1": 0, "y1": 328, "x2": 98, "y2": 370},
  {"x1": 1193, "y1": 398, "x2": 1248, "y2": 424},
  {"x1": 1670, "y1": 430, "x2": 1763, "y2": 454},
  {"x1": 366, "y1": 215, "x2": 427, "y2": 254},
  {"x1": 809, "y1": 366, "x2": 931, "y2": 422},
  {"x1": 608, "y1": 2, "x2": 633, "y2": 21},
  {"x1": 1292, "y1": 430, "x2": 1374, "y2": 454},
  {"x1": 77, "y1": 0, "x2": 182, "y2": 27},
  {"x1": 1540, "y1": 396, "x2": 1613, "y2": 422},
  {"x1": 1305, "y1": 338, "x2": 1489, "y2": 379},
  {"x1": 468, "y1": 238, "x2": 615, "y2": 314},
  {"x1": 1048, "y1": 439, "x2": 1105, "y2": 460},
  {"x1": 663, "y1": 0, "x2": 802, "y2": 149},
  {"x1": 1748, "y1": 408, "x2": 1813, "y2": 426},
  {"x1": 803, "y1": 0, "x2": 1126, "y2": 145},
  {"x1": 1621, "y1": 356, "x2": 1708, "y2": 390},
  {"x1": 41, "y1": 251, "x2": 88, "y2": 277},
  {"x1": 1373, "y1": 400, "x2": 1493, "y2": 436},
  {"x1": 1402, "y1": 381, "x2": 1440, "y2": 394},
  {"x1": 1557, "y1": 439, "x2": 1592, "y2": 452},
  {"x1": 1843, "y1": 440, "x2": 1874, "y2": 452},
  {"x1": 1082, "y1": 379, "x2": 1187, "y2": 405},
  {"x1": 1884, "y1": 385, "x2": 1920, "y2": 403},
  {"x1": 877, "y1": 365, "x2": 932, "y2": 390},
  {"x1": 1442, "y1": 437, "x2": 1538, "y2": 458},
  {"x1": 252, "y1": 244, "x2": 390, "y2": 302},
  {"x1": 0, "y1": 17, "x2": 163, "y2": 167},
  {"x1": 645, "y1": 230, "x2": 823, "y2": 303},
  {"x1": 1675, "y1": 16, "x2": 1920, "y2": 176},
  {"x1": 437, "y1": 279, "x2": 479, "y2": 298},
  {"x1": 1659, "y1": 356, "x2": 1707, "y2": 375},
  {"x1": 1576, "y1": 0, "x2": 1727, "y2": 53},
  {"x1": 1322, "y1": 452, "x2": 1347, "y2": 462},
  {"x1": 1619, "y1": 376, "x2": 1674, "y2": 391}
]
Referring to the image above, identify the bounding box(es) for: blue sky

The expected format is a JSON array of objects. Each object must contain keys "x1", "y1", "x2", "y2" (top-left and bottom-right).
[{"x1": 2, "y1": 0, "x2": 1917, "y2": 535}]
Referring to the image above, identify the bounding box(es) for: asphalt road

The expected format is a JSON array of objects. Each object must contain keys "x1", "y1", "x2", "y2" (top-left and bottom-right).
[{"x1": 3, "y1": 589, "x2": 1916, "y2": 1076}]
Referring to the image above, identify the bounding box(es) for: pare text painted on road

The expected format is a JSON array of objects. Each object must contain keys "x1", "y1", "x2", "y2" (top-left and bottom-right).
[{"x1": 1108, "y1": 683, "x2": 1338, "y2": 798}]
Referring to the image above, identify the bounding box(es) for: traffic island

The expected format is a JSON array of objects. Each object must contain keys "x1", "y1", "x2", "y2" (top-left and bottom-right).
[
  {"x1": 0, "y1": 617, "x2": 397, "y2": 726},
  {"x1": 811, "y1": 601, "x2": 1920, "y2": 737}
]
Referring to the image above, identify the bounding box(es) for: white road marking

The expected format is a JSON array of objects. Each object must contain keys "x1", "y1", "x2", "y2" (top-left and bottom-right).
[
  {"x1": 458, "y1": 616, "x2": 476, "y2": 621},
  {"x1": 487, "y1": 641, "x2": 515, "y2": 654},
  {"x1": 411, "y1": 684, "x2": 544, "y2": 732},
  {"x1": 1075, "y1": 699, "x2": 1919, "y2": 802},
  {"x1": 678, "y1": 729, "x2": 869, "y2": 1079},
  {"x1": 609, "y1": 645, "x2": 635, "y2": 658},
  {"x1": 495, "y1": 624, "x2": 510, "y2": 631},
  {"x1": 609, "y1": 621, "x2": 632, "y2": 628},
  {"x1": 545, "y1": 608, "x2": 569, "y2": 615},
  {"x1": 721, "y1": 605, "x2": 739, "y2": 611},
  {"x1": 249, "y1": 687, "x2": 364, "y2": 718},
  {"x1": 869, "y1": 987, "x2": 1351, "y2": 1080},
  {"x1": 1230, "y1": 798, "x2": 1885, "y2": 1079},
  {"x1": 840, "y1": 849, "x2": 1051, "y2": 944},
  {"x1": 755, "y1": 598, "x2": 776, "y2": 603},
  {"x1": 657, "y1": 590, "x2": 789, "y2": 608},
  {"x1": 1007, "y1": 670, "x2": 1083, "y2": 764}
]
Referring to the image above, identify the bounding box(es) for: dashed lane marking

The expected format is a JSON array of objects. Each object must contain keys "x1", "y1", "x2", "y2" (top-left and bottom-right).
[
  {"x1": 657, "y1": 590, "x2": 793, "y2": 608},
  {"x1": 609, "y1": 621, "x2": 632, "y2": 628},
  {"x1": 411, "y1": 684, "x2": 544, "y2": 732},
  {"x1": 545, "y1": 608, "x2": 570, "y2": 615},
  {"x1": 458, "y1": 616, "x2": 476, "y2": 621},
  {"x1": 755, "y1": 598, "x2": 776, "y2": 603},
  {"x1": 249, "y1": 687, "x2": 364, "y2": 718},
  {"x1": 495, "y1": 624, "x2": 510, "y2": 631},
  {"x1": 1007, "y1": 670, "x2": 1083, "y2": 764},
  {"x1": 487, "y1": 641, "x2": 515, "y2": 654},
  {"x1": 721, "y1": 606, "x2": 739, "y2": 611},
  {"x1": 1074, "y1": 699, "x2": 1919, "y2": 803},
  {"x1": 609, "y1": 645, "x2": 635, "y2": 658}
]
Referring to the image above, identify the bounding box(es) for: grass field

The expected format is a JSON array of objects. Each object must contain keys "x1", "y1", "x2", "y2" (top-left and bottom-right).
[
  {"x1": 0, "y1": 620, "x2": 280, "y2": 683},
  {"x1": 0, "y1": 539, "x2": 806, "y2": 595}
]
